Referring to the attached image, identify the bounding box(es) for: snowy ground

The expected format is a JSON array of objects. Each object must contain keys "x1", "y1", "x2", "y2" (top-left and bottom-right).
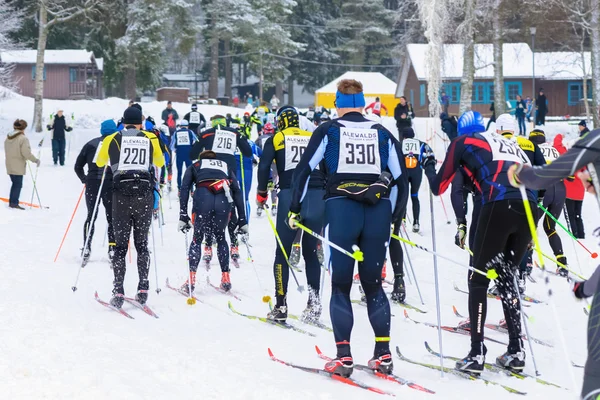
[{"x1": 0, "y1": 97, "x2": 598, "y2": 399}]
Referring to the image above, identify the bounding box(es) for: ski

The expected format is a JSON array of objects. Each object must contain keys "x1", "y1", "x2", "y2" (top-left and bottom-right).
[
  {"x1": 268, "y1": 348, "x2": 394, "y2": 396},
  {"x1": 231, "y1": 258, "x2": 240, "y2": 268},
  {"x1": 424, "y1": 341, "x2": 561, "y2": 388},
  {"x1": 403, "y1": 309, "x2": 508, "y2": 345},
  {"x1": 315, "y1": 345, "x2": 435, "y2": 394},
  {"x1": 228, "y1": 301, "x2": 316, "y2": 337},
  {"x1": 451, "y1": 306, "x2": 553, "y2": 348},
  {"x1": 395, "y1": 346, "x2": 527, "y2": 395},
  {"x1": 453, "y1": 282, "x2": 535, "y2": 306},
  {"x1": 206, "y1": 277, "x2": 242, "y2": 301},
  {"x1": 123, "y1": 296, "x2": 159, "y2": 318},
  {"x1": 572, "y1": 361, "x2": 584, "y2": 369},
  {"x1": 165, "y1": 278, "x2": 203, "y2": 304},
  {"x1": 267, "y1": 301, "x2": 333, "y2": 332},
  {"x1": 94, "y1": 291, "x2": 134, "y2": 319}
]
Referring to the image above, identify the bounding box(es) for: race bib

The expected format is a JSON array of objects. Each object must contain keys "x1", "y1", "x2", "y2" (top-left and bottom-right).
[
  {"x1": 201, "y1": 158, "x2": 228, "y2": 175},
  {"x1": 213, "y1": 129, "x2": 236, "y2": 155},
  {"x1": 374, "y1": 103, "x2": 381, "y2": 111},
  {"x1": 306, "y1": 111, "x2": 315, "y2": 120},
  {"x1": 266, "y1": 114, "x2": 276, "y2": 125},
  {"x1": 402, "y1": 138, "x2": 420, "y2": 156},
  {"x1": 189, "y1": 112, "x2": 201, "y2": 124},
  {"x1": 177, "y1": 130, "x2": 190, "y2": 146},
  {"x1": 118, "y1": 136, "x2": 150, "y2": 171},
  {"x1": 92, "y1": 144, "x2": 102, "y2": 164},
  {"x1": 338, "y1": 127, "x2": 381, "y2": 175},
  {"x1": 539, "y1": 143, "x2": 560, "y2": 164},
  {"x1": 483, "y1": 133, "x2": 531, "y2": 165},
  {"x1": 284, "y1": 135, "x2": 311, "y2": 171}
]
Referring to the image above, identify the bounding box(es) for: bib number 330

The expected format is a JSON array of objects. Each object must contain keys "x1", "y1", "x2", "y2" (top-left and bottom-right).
[{"x1": 338, "y1": 127, "x2": 381, "y2": 174}]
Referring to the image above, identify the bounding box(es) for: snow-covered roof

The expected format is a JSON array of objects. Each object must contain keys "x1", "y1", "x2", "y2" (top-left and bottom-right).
[
  {"x1": 0, "y1": 50, "x2": 96, "y2": 65},
  {"x1": 316, "y1": 71, "x2": 397, "y2": 95},
  {"x1": 163, "y1": 74, "x2": 199, "y2": 82},
  {"x1": 407, "y1": 43, "x2": 591, "y2": 81}
]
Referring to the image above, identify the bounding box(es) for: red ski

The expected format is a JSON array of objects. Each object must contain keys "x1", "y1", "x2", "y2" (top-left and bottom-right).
[
  {"x1": 124, "y1": 296, "x2": 159, "y2": 318},
  {"x1": 94, "y1": 291, "x2": 133, "y2": 319}
]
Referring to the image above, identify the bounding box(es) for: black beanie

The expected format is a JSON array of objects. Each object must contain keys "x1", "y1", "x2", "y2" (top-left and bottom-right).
[
  {"x1": 402, "y1": 127, "x2": 415, "y2": 138},
  {"x1": 123, "y1": 106, "x2": 143, "y2": 125}
]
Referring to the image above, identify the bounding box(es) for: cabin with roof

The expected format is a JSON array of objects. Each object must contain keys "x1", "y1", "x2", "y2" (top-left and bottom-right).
[
  {"x1": 0, "y1": 50, "x2": 104, "y2": 100},
  {"x1": 396, "y1": 43, "x2": 591, "y2": 118}
]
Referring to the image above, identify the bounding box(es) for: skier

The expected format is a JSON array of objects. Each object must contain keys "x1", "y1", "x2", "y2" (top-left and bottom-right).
[
  {"x1": 46, "y1": 110, "x2": 73, "y2": 166},
  {"x1": 365, "y1": 97, "x2": 388, "y2": 117},
  {"x1": 161, "y1": 101, "x2": 179, "y2": 135},
  {"x1": 171, "y1": 120, "x2": 198, "y2": 191},
  {"x1": 95, "y1": 106, "x2": 165, "y2": 307},
  {"x1": 508, "y1": 128, "x2": 600, "y2": 400},
  {"x1": 400, "y1": 127, "x2": 430, "y2": 233},
  {"x1": 183, "y1": 103, "x2": 206, "y2": 134},
  {"x1": 145, "y1": 118, "x2": 172, "y2": 191},
  {"x1": 255, "y1": 122, "x2": 278, "y2": 216},
  {"x1": 289, "y1": 79, "x2": 405, "y2": 377},
  {"x1": 423, "y1": 109, "x2": 533, "y2": 374},
  {"x1": 178, "y1": 150, "x2": 248, "y2": 293},
  {"x1": 235, "y1": 139, "x2": 261, "y2": 221},
  {"x1": 557, "y1": 133, "x2": 586, "y2": 239},
  {"x1": 74, "y1": 119, "x2": 117, "y2": 265},
  {"x1": 256, "y1": 105, "x2": 326, "y2": 323},
  {"x1": 529, "y1": 129, "x2": 569, "y2": 276},
  {"x1": 190, "y1": 115, "x2": 252, "y2": 265}
]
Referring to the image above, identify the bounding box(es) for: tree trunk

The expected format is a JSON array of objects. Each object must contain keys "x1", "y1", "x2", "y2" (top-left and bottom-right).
[
  {"x1": 224, "y1": 38, "x2": 232, "y2": 98},
  {"x1": 492, "y1": 0, "x2": 506, "y2": 116},
  {"x1": 275, "y1": 80, "x2": 283, "y2": 103},
  {"x1": 459, "y1": 0, "x2": 475, "y2": 114},
  {"x1": 33, "y1": 4, "x2": 48, "y2": 133},
  {"x1": 591, "y1": 0, "x2": 600, "y2": 127},
  {"x1": 581, "y1": 34, "x2": 592, "y2": 124},
  {"x1": 209, "y1": 36, "x2": 219, "y2": 98},
  {"x1": 287, "y1": 76, "x2": 294, "y2": 105},
  {"x1": 125, "y1": 67, "x2": 136, "y2": 100}
]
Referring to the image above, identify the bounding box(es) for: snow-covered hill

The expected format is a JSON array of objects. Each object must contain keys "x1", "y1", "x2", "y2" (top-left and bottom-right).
[{"x1": 0, "y1": 98, "x2": 597, "y2": 399}]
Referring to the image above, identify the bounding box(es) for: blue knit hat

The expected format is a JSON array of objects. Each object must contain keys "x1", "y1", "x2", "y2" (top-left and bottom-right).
[{"x1": 100, "y1": 119, "x2": 117, "y2": 136}]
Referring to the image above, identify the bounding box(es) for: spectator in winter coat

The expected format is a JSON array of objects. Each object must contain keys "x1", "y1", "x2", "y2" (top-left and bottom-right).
[
  {"x1": 440, "y1": 112, "x2": 458, "y2": 141},
  {"x1": 46, "y1": 110, "x2": 72, "y2": 166},
  {"x1": 515, "y1": 95, "x2": 527, "y2": 136},
  {"x1": 440, "y1": 91, "x2": 450, "y2": 114},
  {"x1": 485, "y1": 102, "x2": 496, "y2": 130},
  {"x1": 525, "y1": 97, "x2": 533, "y2": 122},
  {"x1": 394, "y1": 96, "x2": 413, "y2": 136},
  {"x1": 183, "y1": 103, "x2": 206, "y2": 134},
  {"x1": 579, "y1": 120, "x2": 590, "y2": 137},
  {"x1": 536, "y1": 89, "x2": 548, "y2": 126},
  {"x1": 365, "y1": 97, "x2": 388, "y2": 117},
  {"x1": 270, "y1": 94, "x2": 280, "y2": 110},
  {"x1": 161, "y1": 101, "x2": 179, "y2": 134},
  {"x1": 4, "y1": 119, "x2": 40, "y2": 209}
]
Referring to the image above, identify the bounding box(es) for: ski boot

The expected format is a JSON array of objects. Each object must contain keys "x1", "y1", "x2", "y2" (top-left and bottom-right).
[
  {"x1": 517, "y1": 275, "x2": 526, "y2": 295},
  {"x1": 498, "y1": 318, "x2": 507, "y2": 330},
  {"x1": 556, "y1": 255, "x2": 569, "y2": 277},
  {"x1": 81, "y1": 247, "x2": 91, "y2": 267},
  {"x1": 110, "y1": 285, "x2": 125, "y2": 309},
  {"x1": 267, "y1": 296, "x2": 288, "y2": 322},
  {"x1": 390, "y1": 275, "x2": 406, "y2": 303},
  {"x1": 289, "y1": 243, "x2": 301, "y2": 268},
  {"x1": 488, "y1": 284, "x2": 500, "y2": 297},
  {"x1": 496, "y1": 350, "x2": 526, "y2": 372},
  {"x1": 256, "y1": 206, "x2": 264, "y2": 217},
  {"x1": 368, "y1": 353, "x2": 393, "y2": 375},
  {"x1": 220, "y1": 272, "x2": 232, "y2": 292},
  {"x1": 316, "y1": 242, "x2": 324, "y2": 265},
  {"x1": 412, "y1": 221, "x2": 420, "y2": 233},
  {"x1": 203, "y1": 245, "x2": 212, "y2": 270},
  {"x1": 271, "y1": 204, "x2": 277, "y2": 216},
  {"x1": 135, "y1": 289, "x2": 148, "y2": 305},
  {"x1": 180, "y1": 271, "x2": 196, "y2": 295},
  {"x1": 230, "y1": 246, "x2": 240, "y2": 268},
  {"x1": 301, "y1": 294, "x2": 322, "y2": 323},
  {"x1": 455, "y1": 345, "x2": 486, "y2": 375},
  {"x1": 324, "y1": 356, "x2": 354, "y2": 378}
]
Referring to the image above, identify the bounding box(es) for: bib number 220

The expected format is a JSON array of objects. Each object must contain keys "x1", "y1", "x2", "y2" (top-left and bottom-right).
[{"x1": 123, "y1": 147, "x2": 147, "y2": 166}]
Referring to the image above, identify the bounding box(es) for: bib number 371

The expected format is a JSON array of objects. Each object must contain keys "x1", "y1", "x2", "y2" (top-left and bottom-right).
[{"x1": 338, "y1": 127, "x2": 381, "y2": 175}]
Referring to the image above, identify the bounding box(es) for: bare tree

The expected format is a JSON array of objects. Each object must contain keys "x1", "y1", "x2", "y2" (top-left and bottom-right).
[
  {"x1": 0, "y1": 1, "x2": 23, "y2": 96},
  {"x1": 491, "y1": 0, "x2": 506, "y2": 115},
  {"x1": 458, "y1": 0, "x2": 477, "y2": 113},
  {"x1": 33, "y1": 0, "x2": 99, "y2": 132}
]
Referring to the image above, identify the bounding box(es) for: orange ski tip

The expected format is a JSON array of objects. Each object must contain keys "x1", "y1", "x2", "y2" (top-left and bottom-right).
[
  {"x1": 315, "y1": 345, "x2": 322, "y2": 355},
  {"x1": 452, "y1": 305, "x2": 457, "y2": 313},
  {"x1": 267, "y1": 348, "x2": 274, "y2": 358},
  {"x1": 403, "y1": 309, "x2": 408, "y2": 318}
]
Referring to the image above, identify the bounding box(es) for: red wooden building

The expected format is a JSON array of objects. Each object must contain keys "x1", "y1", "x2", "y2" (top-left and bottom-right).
[
  {"x1": 0, "y1": 50, "x2": 104, "y2": 100},
  {"x1": 396, "y1": 43, "x2": 591, "y2": 118}
]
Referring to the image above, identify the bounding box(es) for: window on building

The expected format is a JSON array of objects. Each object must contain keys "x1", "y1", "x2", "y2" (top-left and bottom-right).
[
  {"x1": 568, "y1": 81, "x2": 592, "y2": 106},
  {"x1": 410, "y1": 89, "x2": 414, "y2": 106},
  {"x1": 442, "y1": 83, "x2": 461, "y2": 104},
  {"x1": 473, "y1": 83, "x2": 485, "y2": 104},
  {"x1": 69, "y1": 67, "x2": 78, "y2": 83},
  {"x1": 419, "y1": 84, "x2": 426, "y2": 106},
  {"x1": 505, "y1": 82, "x2": 522, "y2": 101},
  {"x1": 31, "y1": 66, "x2": 46, "y2": 81}
]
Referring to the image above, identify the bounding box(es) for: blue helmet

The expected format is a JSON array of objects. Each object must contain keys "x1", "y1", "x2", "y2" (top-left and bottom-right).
[{"x1": 458, "y1": 111, "x2": 485, "y2": 135}]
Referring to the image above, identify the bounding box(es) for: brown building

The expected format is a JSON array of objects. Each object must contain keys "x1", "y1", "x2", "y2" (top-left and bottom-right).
[
  {"x1": 0, "y1": 50, "x2": 104, "y2": 100},
  {"x1": 396, "y1": 43, "x2": 590, "y2": 118}
]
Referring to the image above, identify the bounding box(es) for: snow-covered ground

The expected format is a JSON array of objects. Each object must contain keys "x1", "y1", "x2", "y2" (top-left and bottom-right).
[{"x1": 0, "y1": 97, "x2": 598, "y2": 399}]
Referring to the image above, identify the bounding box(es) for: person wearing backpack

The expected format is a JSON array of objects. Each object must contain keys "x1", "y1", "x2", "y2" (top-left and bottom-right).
[{"x1": 161, "y1": 101, "x2": 179, "y2": 135}]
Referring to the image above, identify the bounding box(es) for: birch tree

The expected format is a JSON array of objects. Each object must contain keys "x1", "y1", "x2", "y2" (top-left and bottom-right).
[
  {"x1": 591, "y1": 0, "x2": 600, "y2": 126},
  {"x1": 33, "y1": 0, "x2": 100, "y2": 132},
  {"x1": 0, "y1": 1, "x2": 23, "y2": 96},
  {"x1": 458, "y1": 0, "x2": 476, "y2": 113},
  {"x1": 491, "y1": 0, "x2": 506, "y2": 116}
]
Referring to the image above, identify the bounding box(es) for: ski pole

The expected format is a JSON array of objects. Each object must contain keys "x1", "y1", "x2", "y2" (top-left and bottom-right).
[
  {"x1": 294, "y1": 221, "x2": 364, "y2": 262},
  {"x1": 265, "y1": 204, "x2": 305, "y2": 293},
  {"x1": 158, "y1": 197, "x2": 164, "y2": 246},
  {"x1": 184, "y1": 231, "x2": 195, "y2": 305},
  {"x1": 399, "y1": 226, "x2": 425, "y2": 305},
  {"x1": 72, "y1": 167, "x2": 107, "y2": 291},
  {"x1": 54, "y1": 185, "x2": 85, "y2": 262},
  {"x1": 102, "y1": 225, "x2": 107, "y2": 248},
  {"x1": 538, "y1": 203, "x2": 598, "y2": 258},
  {"x1": 537, "y1": 250, "x2": 586, "y2": 280},
  {"x1": 439, "y1": 194, "x2": 451, "y2": 225},
  {"x1": 240, "y1": 153, "x2": 248, "y2": 220},
  {"x1": 429, "y1": 190, "x2": 445, "y2": 377},
  {"x1": 391, "y1": 233, "x2": 497, "y2": 280},
  {"x1": 29, "y1": 147, "x2": 42, "y2": 209},
  {"x1": 562, "y1": 204, "x2": 584, "y2": 275},
  {"x1": 512, "y1": 274, "x2": 540, "y2": 376},
  {"x1": 518, "y1": 185, "x2": 577, "y2": 389},
  {"x1": 150, "y1": 217, "x2": 161, "y2": 294}
]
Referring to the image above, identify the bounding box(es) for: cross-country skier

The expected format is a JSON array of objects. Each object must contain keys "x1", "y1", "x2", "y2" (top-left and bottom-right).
[
  {"x1": 289, "y1": 79, "x2": 405, "y2": 377},
  {"x1": 171, "y1": 120, "x2": 198, "y2": 191},
  {"x1": 190, "y1": 115, "x2": 252, "y2": 266},
  {"x1": 255, "y1": 122, "x2": 278, "y2": 216},
  {"x1": 400, "y1": 127, "x2": 431, "y2": 233},
  {"x1": 74, "y1": 119, "x2": 117, "y2": 265},
  {"x1": 256, "y1": 105, "x2": 326, "y2": 323},
  {"x1": 235, "y1": 139, "x2": 262, "y2": 221},
  {"x1": 183, "y1": 103, "x2": 206, "y2": 134},
  {"x1": 178, "y1": 150, "x2": 247, "y2": 293},
  {"x1": 508, "y1": 128, "x2": 600, "y2": 400},
  {"x1": 423, "y1": 109, "x2": 533, "y2": 374},
  {"x1": 365, "y1": 97, "x2": 388, "y2": 117},
  {"x1": 95, "y1": 106, "x2": 165, "y2": 307}
]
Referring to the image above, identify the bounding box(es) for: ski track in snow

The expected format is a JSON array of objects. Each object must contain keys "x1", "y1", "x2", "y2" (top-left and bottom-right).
[{"x1": 0, "y1": 103, "x2": 595, "y2": 399}]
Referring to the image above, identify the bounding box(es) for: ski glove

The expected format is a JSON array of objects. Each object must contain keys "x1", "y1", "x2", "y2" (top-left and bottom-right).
[
  {"x1": 420, "y1": 148, "x2": 436, "y2": 169},
  {"x1": 455, "y1": 223, "x2": 467, "y2": 249},
  {"x1": 178, "y1": 215, "x2": 192, "y2": 233},
  {"x1": 287, "y1": 211, "x2": 300, "y2": 230},
  {"x1": 238, "y1": 223, "x2": 249, "y2": 235}
]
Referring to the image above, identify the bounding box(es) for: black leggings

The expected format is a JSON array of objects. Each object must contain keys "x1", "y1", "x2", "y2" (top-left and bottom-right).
[
  {"x1": 565, "y1": 198, "x2": 585, "y2": 239},
  {"x1": 468, "y1": 199, "x2": 533, "y2": 353},
  {"x1": 389, "y1": 220, "x2": 404, "y2": 277},
  {"x1": 541, "y1": 183, "x2": 566, "y2": 260},
  {"x1": 205, "y1": 205, "x2": 238, "y2": 247},
  {"x1": 112, "y1": 190, "x2": 153, "y2": 295},
  {"x1": 406, "y1": 168, "x2": 423, "y2": 222},
  {"x1": 83, "y1": 179, "x2": 115, "y2": 249}
]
